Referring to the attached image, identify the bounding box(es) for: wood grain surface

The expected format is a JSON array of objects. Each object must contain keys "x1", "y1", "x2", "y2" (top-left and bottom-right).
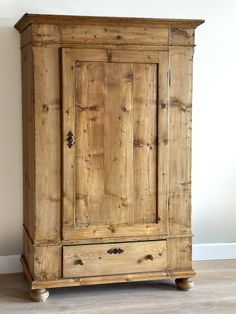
[
  {"x1": 63, "y1": 241, "x2": 167, "y2": 278},
  {"x1": 15, "y1": 13, "x2": 204, "y2": 33},
  {"x1": 62, "y1": 48, "x2": 162, "y2": 241}
]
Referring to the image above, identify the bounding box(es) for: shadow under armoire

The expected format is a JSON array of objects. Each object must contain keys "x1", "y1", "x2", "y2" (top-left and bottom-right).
[{"x1": 15, "y1": 14, "x2": 204, "y2": 302}]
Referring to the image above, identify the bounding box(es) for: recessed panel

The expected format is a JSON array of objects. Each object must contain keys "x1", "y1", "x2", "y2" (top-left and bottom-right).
[{"x1": 74, "y1": 62, "x2": 157, "y2": 227}]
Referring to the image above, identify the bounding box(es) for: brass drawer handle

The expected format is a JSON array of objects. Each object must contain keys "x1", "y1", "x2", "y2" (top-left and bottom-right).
[
  {"x1": 107, "y1": 248, "x2": 124, "y2": 254},
  {"x1": 74, "y1": 259, "x2": 84, "y2": 265}
]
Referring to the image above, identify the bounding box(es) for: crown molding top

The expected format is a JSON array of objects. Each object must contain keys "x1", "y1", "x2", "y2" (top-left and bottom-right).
[{"x1": 14, "y1": 13, "x2": 205, "y2": 33}]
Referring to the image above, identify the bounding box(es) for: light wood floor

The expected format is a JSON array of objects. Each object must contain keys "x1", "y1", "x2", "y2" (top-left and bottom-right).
[{"x1": 0, "y1": 260, "x2": 236, "y2": 313}]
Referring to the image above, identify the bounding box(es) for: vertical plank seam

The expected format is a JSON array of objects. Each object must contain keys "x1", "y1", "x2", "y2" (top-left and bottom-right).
[
  {"x1": 72, "y1": 54, "x2": 77, "y2": 228},
  {"x1": 131, "y1": 63, "x2": 134, "y2": 224},
  {"x1": 32, "y1": 46, "x2": 36, "y2": 242},
  {"x1": 156, "y1": 59, "x2": 159, "y2": 228},
  {"x1": 167, "y1": 49, "x2": 170, "y2": 236},
  {"x1": 59, "y1": 42, "x2": 63, "y2": 279}
]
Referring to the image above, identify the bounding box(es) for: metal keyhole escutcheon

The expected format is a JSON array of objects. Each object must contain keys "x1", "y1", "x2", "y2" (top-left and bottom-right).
[{"x1": 66, "y1": 130, "x2": 75, "y2": 148}]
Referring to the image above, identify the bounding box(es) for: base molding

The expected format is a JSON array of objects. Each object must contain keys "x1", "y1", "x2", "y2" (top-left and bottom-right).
[{"x1": 20, "y1": 255, "x2": 196, "y2": 289}]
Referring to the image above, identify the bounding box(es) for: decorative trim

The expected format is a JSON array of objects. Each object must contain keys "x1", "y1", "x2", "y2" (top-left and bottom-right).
[
  {"x1": 14, "y1": 13, "x2": 205, "y2": 33},
  {"x1": 0, "y1": 243, "x2": 235, "y2": 274},
  {"x1": 192, "y1": 243, "x2": 236, "y2": 261}
]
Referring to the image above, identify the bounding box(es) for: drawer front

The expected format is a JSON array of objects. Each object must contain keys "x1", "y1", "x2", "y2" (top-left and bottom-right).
[{"x1": 63, "y1": 241, "x2": 167, "y2": 278}]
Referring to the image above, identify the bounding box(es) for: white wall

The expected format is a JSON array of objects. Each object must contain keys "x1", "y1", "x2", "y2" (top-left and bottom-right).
[{"x1": 0, "y1": 0, "x2": 236, "y2": 256}]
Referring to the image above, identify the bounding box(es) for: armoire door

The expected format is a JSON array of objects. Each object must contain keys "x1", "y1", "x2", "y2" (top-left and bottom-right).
[{"x1": 62, "y1": 48, "x2": 169, "y2": 241}]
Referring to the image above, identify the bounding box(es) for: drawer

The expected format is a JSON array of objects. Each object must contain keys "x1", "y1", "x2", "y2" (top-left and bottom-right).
[{"x1": 63, "y1": 240, "x2": 167, "y2": 278}]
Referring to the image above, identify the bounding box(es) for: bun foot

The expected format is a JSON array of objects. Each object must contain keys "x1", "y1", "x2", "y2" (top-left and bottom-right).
[
  {"x1": 29, "y1": 289, "x2": 49, "y2": 302},
  {"x1": 175, "y1": 278, "x2": 194, "y2": 291}
]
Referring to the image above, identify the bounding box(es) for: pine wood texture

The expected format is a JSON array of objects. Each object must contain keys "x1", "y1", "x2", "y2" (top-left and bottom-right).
[
  {"x1": 20, "y1": 254, "x2": 195, "y2": 290},
  {"x1": 168, "y1": 47, "x2": 193, "y2": 237},
  {"x1": 167, "y1": 237, "x2": 193, "y2": 272},
  {"x1": 23, "y1": 230, "x2": 61, "y2": 280},
  {"x1": 62, "y1": 25, "x2": 168, "y2": 46},
  {"x1": 21, "y1": 45, "x2": 35, "y2": 240},
  {"x1": 15, "y1": 14, "x2": 204, "y2": 33},
  {"x1": 21, "y1": 44, "x2": 61, "y2": 244},
  {"x1": 15, "y1": 13, "x2": 204, "y2": 299},
  {"x1": 62, "y1": 48, "x2": 162, "y2": 241},
  {"x1": 15, "y1": 14, "x2": 204, "y2": 48},
  {"x1": 63, "y1": 241, "x2": 166, "y2": 278},
  {"x1": 157, "y1": 51, "x2": 169, "y2": 235},
  {"x1": 33, "y1": 46, "x2": 61, "y2": 243}
]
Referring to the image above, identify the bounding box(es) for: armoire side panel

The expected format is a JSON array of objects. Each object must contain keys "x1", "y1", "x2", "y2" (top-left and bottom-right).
[
  {"x1": 33, "y1": 245, "x2": 62, "y2": 280},
  {"x1": 21, "y1": 25, "x2": 32, "y2": 48},
  {"x1": 23, "y1": 228, "x2": 35, "y2": 277},
  {"x1": 33, "y1": 46, "x2": 61, "y2": 243},
  {"x1": 167, "y1": 237, "x2": 193, "y2": 272},
  {"x1": 23, "y1": 230, "x2": 62, "y2": 281},
  {"x1": 21, "y1": 44, "x2": 35, "y2": 240}
]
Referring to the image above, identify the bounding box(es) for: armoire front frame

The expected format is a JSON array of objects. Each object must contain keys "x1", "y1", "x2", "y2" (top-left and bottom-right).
[{"x1": 15, "y1": 14, "x2": 204, "y2": 291}]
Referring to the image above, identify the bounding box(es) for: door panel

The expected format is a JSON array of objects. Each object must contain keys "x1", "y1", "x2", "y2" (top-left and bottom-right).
[
  {"x1": 103, "y1": 63, "x2": 134, "y2": 225},
  {"x1": 133, "y1": 63, "x2": 157, "y2": 223},
  {"x1": 75, "y1": 62, "x2": 105, "y2": 226},
  {"x1": 62, "y1": 48, "x2": 168, "y2": 241}
]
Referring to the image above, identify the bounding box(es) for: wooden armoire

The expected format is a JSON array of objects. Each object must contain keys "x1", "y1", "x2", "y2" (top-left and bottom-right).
[{"x1": 15, "y1": 14, "x2": 204, "y2": 302}]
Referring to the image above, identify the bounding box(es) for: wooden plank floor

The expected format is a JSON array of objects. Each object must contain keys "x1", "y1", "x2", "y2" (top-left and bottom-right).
[{"x1": 0, "y1": 260, "x2": 236, "y2": 313}]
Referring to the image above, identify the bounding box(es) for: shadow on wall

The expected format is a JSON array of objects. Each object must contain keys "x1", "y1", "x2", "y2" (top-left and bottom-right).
[{"x1": 0, "y1": 18, "x2": 23, "y2": 256}]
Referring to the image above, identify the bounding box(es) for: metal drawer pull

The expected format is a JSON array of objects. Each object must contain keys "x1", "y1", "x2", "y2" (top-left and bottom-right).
[
  {"x1": 138, "y1": 254, "x2": 155, "y2": 263},
  {"x1": 107, "y1": 248, "x2": 124, "y2": 254},
  {"x1": 74, "y1": 259, "x2": 84, "y2": 265},
  {"x1": 145, "y1": 254, "x2": 154, "y2": 260}
]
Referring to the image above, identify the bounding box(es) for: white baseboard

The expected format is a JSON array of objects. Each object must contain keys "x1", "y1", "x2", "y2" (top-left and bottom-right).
[
  {"x1": 193, "y1": 242, "x2": 236, "y2": 261},
  {"x1": 0, "y1": 243, "x2": 236, "y2": 274},
  {"x1": 0, "y1": 255, "x2": 22, "y2": 274}
]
